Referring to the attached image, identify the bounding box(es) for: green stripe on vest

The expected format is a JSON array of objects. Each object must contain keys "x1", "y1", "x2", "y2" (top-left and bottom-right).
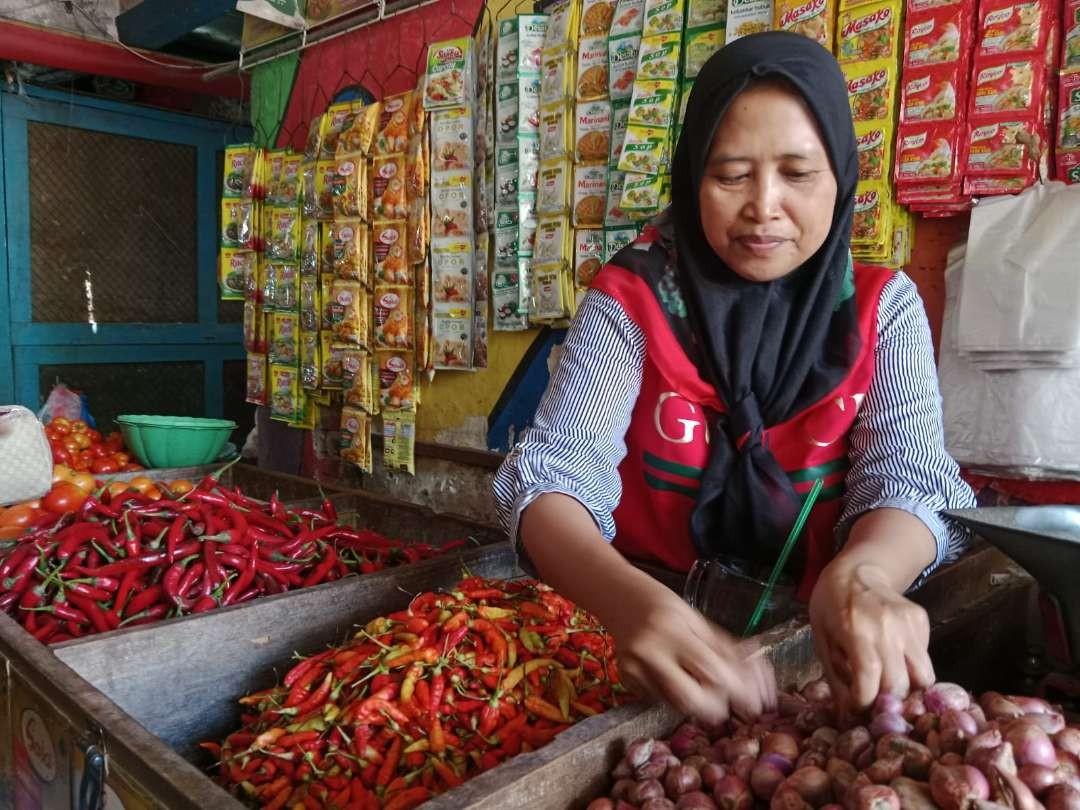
[
  {"x1": 643, "y1": 470, "x2": 701, "y2": 499},
  {"x1": 787, "y1": 457, "x2": 849, "y2": 484},
  {"x1": 643, "y1": 451, "x2": 704, "y2": 481}
]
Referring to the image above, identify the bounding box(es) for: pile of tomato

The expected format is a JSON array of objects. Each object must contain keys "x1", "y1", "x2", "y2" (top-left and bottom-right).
[{"x1": 44, "y1": 417, "x2": 143, "y2": 475}]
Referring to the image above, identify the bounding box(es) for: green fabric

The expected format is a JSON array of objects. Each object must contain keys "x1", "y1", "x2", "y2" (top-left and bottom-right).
[
  {"x1": 643, "y1": 451, "x2": 704, "y2": 481},
  {"x1": 250, "y1": 52, "x2": 301, "y2": 148}
]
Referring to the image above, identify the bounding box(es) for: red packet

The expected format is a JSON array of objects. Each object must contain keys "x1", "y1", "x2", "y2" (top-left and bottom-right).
[
  {"x1": 965, "y1": 118, "x2": 1039, "y2": 176},
  {"x1": 901, "y1": 63, "x2": 966, "y2": 123},
  {"x1": 895, "y1": 122, "x2": 962, "y2": 184},
  {"x1": 975, "y1": 0, "x2": 1049, "y2": 57},
  {"x1": 969, "y1": 56, "x2": 1044, "y2": 120},
  {"x1": 904, "y1": 5, "x2": 970, "y2": 68}
]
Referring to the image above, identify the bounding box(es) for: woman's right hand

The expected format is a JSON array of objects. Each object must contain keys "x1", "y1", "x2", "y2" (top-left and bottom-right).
[{"x1": 605, "y1": 575, "x2": 778, "y2": 726}]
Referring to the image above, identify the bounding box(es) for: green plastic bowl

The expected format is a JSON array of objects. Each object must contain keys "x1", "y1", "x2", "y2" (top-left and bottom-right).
[{"x1": 116, "y1": 415, "x2": 237, "y2": 469}]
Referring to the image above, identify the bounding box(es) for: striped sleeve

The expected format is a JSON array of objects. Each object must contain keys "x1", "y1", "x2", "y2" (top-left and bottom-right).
[
  {"x1": 491, "y1": 289, "x2": 646, "y2": 545},
  {"x1": 839, "y1": 272, "x2": 976, "y2": 588}
]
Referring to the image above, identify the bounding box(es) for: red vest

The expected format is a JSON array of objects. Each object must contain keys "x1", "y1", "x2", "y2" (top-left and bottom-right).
[{"x1": 591, "y1": 227, "x2": 894, "y2": 600}]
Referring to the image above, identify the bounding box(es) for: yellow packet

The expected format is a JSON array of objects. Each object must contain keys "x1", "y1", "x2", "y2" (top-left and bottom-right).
[
  {"x1": 332, "y1": 156, "x2": 368, "y2": 218},
  {"x1": 303, "y1": 117, "x2": 322, "y2": 161},
  {"x1": 372, "y1": 221, "x2": 412, "y2": 285},
  {"x1": 377, "y1": 351, "x2": 417, "y2": 411},
  {"x1": 775, "y1": 0, "x2": 832, "y2": 48},
  {"x1": 328, "y1": 279, "x2": 369, "y2": 346},
  {"x1": 266, "y1": 207, "x2": 301, "y2": 261},
  {"x1": 269, "y1": 312, "x2": 300, "y2": 365},
  {"x1": 320, "y1": 223, "x2": 336, "y2": 275},
  {"x1": 274, "y1": 263, "x2": 300, "y2": 312},
  {"x1": 687, "y1": 0, "x2": 726, "y2": 28},
  {"x1": 851, "y1": 182, "x2": 890, "y2": 246},
  {"x1": 837, "y1": 0, "x2": 900, "y2": 64},
  {"x1": 576, "y1": 99, "x2": 613, "y2": 162},
  {"x1": 223, "y1": 144, "x2": 257, "y2": 199},
  {"x1": 407, "y1": 197, "x2": 428, "y2": 266},
  {"x1": 683, "y1": 27, "x2": 725, "y2": 79},
  {"x1": 636, "y1": 33, "x2": 682, "y2": 81},
  {"x1": 339, "y1": 407, "x2": 371, "y2": 471},
  {"x1": 314, "y1": 159, "x2": 337, "y2": 220},
  {"x1": 275, "y1": 152, "x2": 304, "y2": 206},
  {"x1": 336, "y1": 103, "x2": 380, "y2": 157},
  {"x1": 342, "y1": 349, "x2": 375, "y2": 413},
  {"x1": 321, "y1": 332, "x2": 347, "y2": 389},
  {"x1": 246, "y1": 353, "x2": 267, "y2": 406},
  {"x1": 574, "y1": 228, "x2": 605, "y2": 287},
  {"x1": 573, "y1": 163, "x2": 608, "y2": 228},
  {"x1": 220, "y1": 248, "x2": 255, "y2": 301},
  {"x1": 628, "y1": 80, "x2": 678, "y2": 128},
  {"x1": 535, "y1": 215, "x2": 574, "y2": 264},
  {"x1": 375, "y1": 91, "x2": 415, "y2": 156},
  {"x1": 319, "y1": 101, "x2": 361, "y2": 160},
  {"x1": 577, "y1": 35, "x2": 610, "y2": 100},
  {"x1": 299, "y1": 276, "x2": 320, "y2": 331},
  {"x1": 270, "y1": 365, "x2": 301, "y2": 422},
  {"x1": 406, "y1": 133, "x2": 428, "y2": 201},
  {"x1": 643, "y1": 0, "x2": 686, "y2": 36},
  {"x1": 618, "y1": 125, "x2": 668, "y2": 174},
  {"x1": 541, "y1": 104, "x2": 574, "y2": 160},
  {"x1": 620, "y1": 171, "x2": 664, "y2": 217},
  {"x1": 221, "y1": 200, "x2": 254, "y2": 248},
  {"x1": 243, "y1": 301, "x2": 265, "y2": 353},
  {"x1": 331, "y1": 219, "x2": 370, "y2": 284},
  {"x1": 371, "y1": 154, "x2": 409, "y2": 220},
  {"x1": 843, "y1": 60, "x2": 897, "y2": 123},
  {"x1": 300, "y1": 219, "x2": 320, "y2": 276},
  {"x1": 854, "y1": 120, "x2": 893, "y2": 182},
  {"x1": 543, "y1": 0, "x2": 582, "y2": 54},
  {"x1": 300, "y1": 330, "x2": 321, "y2": 390},
  {"x1": 374, "y1": 286, "x2": 414, "y2": 349},
  {"x1": 265, "y1": 150, "x2": 286, "y2": 203},
  {"x1": 382, "y1": 411, "x2": 416, "y2": 475},
  {"x1": 531, "y1": 262, "x2": 570, "y2": 320},
  {"x1": 538, "y1": 158, "x2": 574, "y2": 215}
]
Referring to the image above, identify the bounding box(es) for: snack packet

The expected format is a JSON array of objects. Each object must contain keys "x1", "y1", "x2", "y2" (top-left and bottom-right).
[
  {"x1": 495, "y1": 210, "x2": 520, "y2": 268},
  {"x1": 328, "y1": 279, "x2": 369, "y2": 346},
  {"x1": 573, "y1": 163, "x2": 608, "y2": 228},
  {"x1": 543, "y1": 0, "x2": 581, "y2": 54},
  {"x1": 383, "y1": 412, "x2": 417, "y2": 474},
  {"x1": 271, "y1": 365, "x2": 301, "y2": 423},
  {"x1": 339, "y1": 408, "x2": 371, "y2": 471},
  {"x1": 432, "y1": 239, "x2": 474, "y2": 303},
  {"x1": 372, "y1": 221, "x2": 411, "y2": 285},
  {"x1": 628, "y1": 80, "x2": 677, "y2": 129},
  {"x1": 331, "y1": 157, "x2": 367, "y2": 218},
  {"x1": 341, "y1": 350, "x2": 374, "y2": 412},
  {"x1": 854, "y1": 121, "x2": 892, "y2": 181},
  {"x1": 424, "y1": 38, "x2": 474, "y2": 110},
  {"x1": 726, "y1": 0, "x2": 774, "y2": 43},
  {"x1": 540, "y1": 105, "x2": 574, "y2": 160},
  {"x1": 966, "y1": 118, "x2": 1039, "y2": 176},
  {"x1": 618, "y1": 124, "x2": 667, "y2": 174},
  {"x1": 636, "y1": 33, "x2": 682, "y2": 81},
  {"x1": 431, "y1": 108, "x2": 474, "y2": 171},
  {"x1": 320, "y1": 102, "x2": 360, "y2": 160},
  {"x1": 374, "y1": 287, "x2": 414, "y2": 349},
  {"x1": 314, "y1": 159, "x2": 338, "y2": 220},
  {"x1": 372, "y1": 155, "x2": 409, "y2": 220},
  {"x1": 300, "y1": 331, "x2": 321, "y2": 390},
  {"x1": 535, "y1": 215, "x2": 574, "y2": 263},
  {"x1": 542, "y1": 53, "x2": 574, "y2": 107},
  {"x1": 431, "y1": 170, "x2": 474, "y2": 240},
  {"x1": 576, "y1": 99, "x2": 613, "y2": 162},
  {"x1": 901, "y1": 64, "x2": 965, "y2": 123},
  {"x1": 574, "y1": 228, "x2": 606, "y2": 286},
  {"x1": 970, "y1": 57, "x2": 1043, "y2": 119},
  {"x1": 644, "y1": 0, "x2": 686, "y2": 36},
  {"x1": 611, "y1": 0, "x2": 647, "y2": 36},
  {"x1": 374, "y1": 91, "x2": 414, "y2": 156},
  {"x1": 331, "y1": 219, "x2": 370, "y2": 284},
  {"x1": 904, "y1": 5, "x2": 969, "y2": 67},
  {"x1": 851, "y1": 183, "x2": 889, "y2": 245},
  {"x1": 577, "y1": 36, "x2": 610, "y2": 100},
  {"x1": 378, "y1": 352, "x2": 417, "y2": 410},
  {"x1": 519, "y1": 14, "x2": 549, "y2": 73},
  {"x1": 976, "y1": 0, "x2": 1047, "y2": 57},
  {"x1": 246, "y1": 353, "x2": 267, "y2": 406},
  {"x1": 220, "y1": 248, "x2": 255, "y2": 300},
  {"x1": 336, "y1": 103, "x2": 380, "y2": 157},
  {"x1": 539, "y1": 158, "x2": 574, "y2": 214},
  {"x1": 433, "y1": 314, "x2": 473, "y2": 369},
  {"x1": 269, "y1": 312, "x2": 300, "y2": 365},
  {"x1": 843, "y1": 60, "x2": 897, "y2": 122},
  {"x1": 221, "y1": 200, "x2": 254, "y2": 248},
  {"x1": 320, "y1": 333, "x2": 347, "y2": 389},
  {"x1": 609, "y1": 34, "x2": 642, "y2": 102},
  {"x1": 895, "y1": 123, "x2": 961, "y2": 183},
  {"x1": 683, "y1": 27, "x2": 726, "y2": 79},
  {"x1": 582, "y1": 0, "x2": 617, "y2": 35},
  {"x1": 838, "y1": 0, "x2": 900, "y2": 62}
]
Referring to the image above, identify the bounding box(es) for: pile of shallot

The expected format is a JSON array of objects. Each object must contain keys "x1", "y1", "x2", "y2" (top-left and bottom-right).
[{"x1": 586, "y1": 681, "x2": 1080, "y2": 810}]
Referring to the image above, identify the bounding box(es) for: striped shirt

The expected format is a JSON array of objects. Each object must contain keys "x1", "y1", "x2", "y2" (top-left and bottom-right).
[{"x1": 492, "y1": 271, "x2": 976, "y2": 587}]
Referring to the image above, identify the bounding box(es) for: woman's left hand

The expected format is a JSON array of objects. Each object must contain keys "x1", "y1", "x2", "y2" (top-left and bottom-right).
[{"x1": 808, "y1": 558, "x2": 936, "y2": 713}]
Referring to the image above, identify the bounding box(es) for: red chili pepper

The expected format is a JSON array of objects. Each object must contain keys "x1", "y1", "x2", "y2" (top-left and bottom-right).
[
  {"x1": 121, "y1": 604, "x2": 168, "y2": 627},
  {"x1": 221, "y1": 545, "x2": 257, "y2": 607},
  {"x1": 65, "y1": 583, "x2": 112, "y2": 602},
  {"x1": 32, "y1": 616, "x2": 59, "y2": 642},
  {"x1": 55, "y1": 523, "x2": 108, "y2": 560},
  {"x1": 66, "y1": 593, "x2": 112, "y2": 634},
  {"x1": 203, "y1": 542, "x2": 225, "y2": 589},
  {"x1": 25, "y1": 601, "x2": 88, "y2": 624},
  {"x1": 291, "y1": 672, "x2": 333, "y2": 718},
  {"x1": 124, "y1": 585, "x2": 164, "y2": 618},
  {"x1": 165, "y1": 515, "x2": 186, "y2": 564},
  {"x1": 376, "y1": 735, "x2": 401, "y2": 787},
  {"x1": 429, "y1": 671, "x2": 446, "y2": 722},
  {"x1": 191, "y1": 595, "x2": 217, "y2": 613},
  {"x1": 300, "y1": 543, "x2": 337, "y2": 588}
]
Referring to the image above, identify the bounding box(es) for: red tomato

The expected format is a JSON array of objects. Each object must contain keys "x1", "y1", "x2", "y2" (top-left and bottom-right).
[
  {"x1": 44, "y1": 427, "x2": 61, "y2": 442},
  {"x1": 71, "y1": 433, "x2": 91, "y2": 450},
  {"x1": 70, "y1": 420, "x2": 88, "y2": 433},
  {"x1": 62, "y1": 437, "x2": 81, "y2": 455},
  {"x1": 43, "y1": 482, "x2": 88, "y2": 515},
  {"x1": 122, "y1": 463, "x2": 144, "y2": 472},
  {"x1": 111, "y1": 452, "x2": 130, "y2": 466},
  {"x1": 126, "y1": 476, "x2": 154, "y2": 494},
  {"x1": 91, "y1": 458, "x2": 121, "y2": 475},
  {"x1": 90, "y1": 444, "x2": 109, "y2": 459},
  {"x1": 105, "y1": 432, "x2": 124, "y2": 449},
  {"x1": 69, "y1": 472, "x2": 97, "y2": 494},
  {"x1": 166, "y1": 479, "x2": 194, "y2": 496},
  {"x1": 49, "y1": 417, "x2": 71, "y2": 435},
  {"x1": 51, "y1": 445, "x2": 72, "y2": 466},
  {"x1": 0, "y1": 504, "x2": 41, "y2": 529},
  {"x1": 85, "y1": 429, "x2": 102, "y2": 444}
]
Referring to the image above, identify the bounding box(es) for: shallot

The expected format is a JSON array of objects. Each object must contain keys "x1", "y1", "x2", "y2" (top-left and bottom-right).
[
  {"x1": 1007, "y1": 720, "x2": 1058, "y2": 769},
  {"x1": 890, "y1": 777, "x2": 937, "y2": 810},
  {"x1": 713, "y1": 775, "x2": 754, "y2": 810},
  {"x1": 994, "y1": 764, "x2": 1045, "y2": 810},
  {"x1": 925, "y1": 684, "x2": 971, "y2": 715},
  {"x1": 677, "y1": 792, "x2": 719, "y2": 809},
  {"x1": 752, "y1": 762, "x2": 788, "y2": 800},
  {"x1": 870, "y1": 715, "x2": 912, "y2": 741},
  {"x1": 1045, "y1": 784, "x2": 1080, "y2": 810},
  {"x1": 666, "y1": 766, "x2": 704, "y2": 798},
  {"x1": 701, "y1": 763, "x2": 727, "y2": 791},
  {"x1": 929, "y1": 764, "x2": 990, "y2": 810},
  {"x1": 785, "y1": 765, "x2": 833, "y2": 807}
]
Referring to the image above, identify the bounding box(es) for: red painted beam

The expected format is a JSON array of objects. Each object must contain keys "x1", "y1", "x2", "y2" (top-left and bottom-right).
[{"x1": 0, "y1": 20, "x2": 247, "y2": 99}]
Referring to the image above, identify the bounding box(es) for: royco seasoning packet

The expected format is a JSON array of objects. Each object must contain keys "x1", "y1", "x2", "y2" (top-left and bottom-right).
[
  {"x1": 726, "y1": 0, "x2": 774, "y2": 43},
  {"x1": 424, "y1": 38, "x2": 475, "y2": 109}
]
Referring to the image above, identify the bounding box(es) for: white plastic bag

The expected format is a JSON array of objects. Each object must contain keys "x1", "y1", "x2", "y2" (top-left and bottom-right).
[
  {"x1": 0, "y1": 406, "x2": 52, "y2": 506},
  {"x1": 37, "y1": 384, "x2": 82, "y2": 425}
]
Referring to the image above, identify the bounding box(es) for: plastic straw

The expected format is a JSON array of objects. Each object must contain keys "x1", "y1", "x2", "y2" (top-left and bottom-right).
[{"x1": 742, "y1": 478, "x2": 824, "y2": 638}]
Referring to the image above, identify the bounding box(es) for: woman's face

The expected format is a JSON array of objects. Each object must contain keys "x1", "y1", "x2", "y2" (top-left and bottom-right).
[{"x1": 697, "y1": 81, "x2": 838, "y2": 283}]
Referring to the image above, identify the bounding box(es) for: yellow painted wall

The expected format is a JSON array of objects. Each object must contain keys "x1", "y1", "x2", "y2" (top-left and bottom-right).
[{"x1": 416, "y1": 0, "x2": 545, "y2": 447}]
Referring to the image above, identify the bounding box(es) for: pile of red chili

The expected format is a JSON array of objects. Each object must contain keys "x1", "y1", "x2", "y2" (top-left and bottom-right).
[
  {"x1": 0, "y1": 472, "x2": 466, "y2": 644},
  {"x1": 207, "y1": 577, "x2": 632, "y2": 810}
]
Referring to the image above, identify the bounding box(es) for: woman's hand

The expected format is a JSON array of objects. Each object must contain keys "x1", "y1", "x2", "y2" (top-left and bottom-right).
[
  {"x1": 605, "y1": 575, "x2": 778, "y2": 726},
  {"x1": 809, "y1": 558, "x2": 935, "y2": 713}
]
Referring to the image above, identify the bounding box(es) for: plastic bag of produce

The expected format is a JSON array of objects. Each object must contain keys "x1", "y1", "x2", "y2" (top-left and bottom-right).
[{"x1": 0, "y1": 406, "x2": 52, "y2": 506}]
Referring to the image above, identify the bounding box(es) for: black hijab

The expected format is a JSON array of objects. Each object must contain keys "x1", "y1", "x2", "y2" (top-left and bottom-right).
[{"x1": 671, "y1": 32, "x2": 861, "y2": 567}]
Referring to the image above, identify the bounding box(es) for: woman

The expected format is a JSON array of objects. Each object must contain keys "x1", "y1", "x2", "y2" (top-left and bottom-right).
[{"x1": 493, "y1": 32, "x2": 976, "y2": 723}]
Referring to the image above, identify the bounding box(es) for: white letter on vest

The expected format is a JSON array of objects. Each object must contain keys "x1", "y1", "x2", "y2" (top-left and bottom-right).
[{"x1": 654, "y1": 392, "x2": 701, "y2": 445}]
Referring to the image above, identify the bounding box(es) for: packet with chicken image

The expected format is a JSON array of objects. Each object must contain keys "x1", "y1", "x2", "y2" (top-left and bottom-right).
[
  {"x1": 424, "y1": 37, "x2": 474, "y2": 110},
  {"x1": 895, "y1": 123, "x2": 961, "y2": 184},
  {"x1": 854, "y1": 121, "x2": 892, "y2": 181},
  {"x1": 331, "y1": 219, "x2": 370, "y2": 284},
  {"x1": 775, "y1": 0, "x2": 832, "y2": 48},
  {"x1": 331, "y1": 156, "x2": 367, "y2": 218},
  {"x1": 270, "y1": 365, "x2": 301, "y2": 423},
  {"x1": 374, "y1": 286, "x2": 414, "y2": 349},
  {"x1": 373, "y1": 91, "x2": 414, "y2": 156},
  {"x1": 965, "y1": 118, "x2": 1039, "y2": 176},
  {"x1": 314, "y1": 160, "x2": 338, "y2": 220},
  {"x1": 843, "y1": 59, "x2": 897, "y2": 123},
  {"x1": 372, "y1": 221, "x2": 412, "y2": 286},
  {"x1": 336, "y1": 103, "x2": 380, "y2": 157},
  {"x1": 341, "y1": 350, "x2": 375, "y2": 413},
  {"x1": 609, "y1": 34, "x2": 642, "y2": 102},
  {"x1": 905, "y1": 5, "x2": 970, "y2": 68},
  {"x1": 328, "y1": 279, "x2": 369, "y2": 347},
  {"x1": 644, "y1": 0, "x2": 686, "y2": 36},
  {"x1": 726, "y1": 0, "x2": 774, "y2": 43},
  {"x1": 636, "y1": 33, "x2": 682, "y2": 81},
  {"x1": 628, "y1": 80, "x2": 678, "y2": 129},
  {"x1": 377, "y1": 352, "x2": 417, "y2": 411},
  {"x1": 430, "y1": 108, "x2": 474, "y2": 173},
  {"x1": 975, "y1": 0, "x2": 1048, "y2": 57},
  {"x1": 577, "y1": 35, "x2": 610, "y2": 100},
  {"x1": 339, "y1": 408, "x2": 371, "y2": 472},
  {"x1": 432, "y1": 239, "x2": 474, "y2": 304},
  {"x1": 320, "y1": 333, "x2": 346, "y2": 389},
  {"x1": 319, "y1": 101, "x2": 361, "y2": 160},
  {"x1": 901, "y1": 63, "x2": 966, "y2": 123},
  {"x1": 850, "y1": 182, "x2": 890, "y2": 246},
  {"x1": 433, "y1": 313, "x2": 473, "y2": 369},
  {"x1": 969, "y1": 57, "x2": 1043, "y2": 120},
  {"x1": 683, "y1": 27, "x2": 725, "y2": 79},
  {"x1": 837, "y1": 0, "x2": 901, "y2": 63},
  {"x1": 371, "y1": 155, "x2": 409, "y2": 220}
]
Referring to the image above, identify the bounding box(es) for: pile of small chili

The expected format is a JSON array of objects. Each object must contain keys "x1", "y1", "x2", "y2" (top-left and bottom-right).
[
  {"x1": 207, "y1": 577, "x2": 633, "y2": 809},
  {"x1": 0, "y1": 475, "x2": 467, "y2": 644}
]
